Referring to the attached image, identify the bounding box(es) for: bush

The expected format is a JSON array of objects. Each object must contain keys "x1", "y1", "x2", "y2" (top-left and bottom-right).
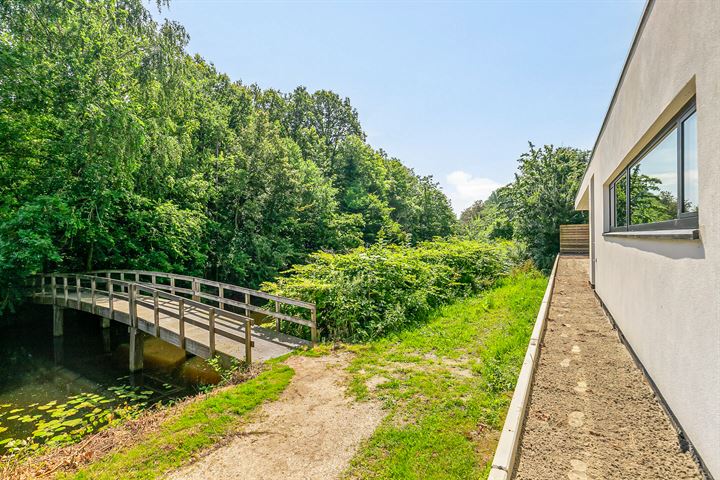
[{"x1": 262, "y1": 238, "x2": 521, "y2": 341}]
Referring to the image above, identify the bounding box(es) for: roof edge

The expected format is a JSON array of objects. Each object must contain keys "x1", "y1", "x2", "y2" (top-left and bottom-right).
[{"x1": 574, "y1": 0, "x2": 655, "y2": 206}]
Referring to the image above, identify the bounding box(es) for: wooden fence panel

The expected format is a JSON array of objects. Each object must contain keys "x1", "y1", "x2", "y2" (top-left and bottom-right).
[{"x1": 559, "y1": 224, "x2": 589, "y2": 254}]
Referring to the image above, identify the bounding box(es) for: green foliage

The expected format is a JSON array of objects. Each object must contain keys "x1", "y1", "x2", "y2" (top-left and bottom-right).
[
  {"x1": 458, "y1": 199, "x2": 485, "y2": 225},
  {"x1": 628, "y1": 165, "x2": 677, "y2": 225},
  {"x1": 0, "y1": 197, "x2": 80, "y2": 311},
  {"x1": 344, "y1": 270, "x2": 547, "y2": 478},
  {"x1": 263, "y1": 239, "x2": 520, "y2": 341},
  {"x1": 205, "y1": 356, "x2": 247, "y2": 386},
  {"x1": 456, "y1": 187, "x2": 515, "y2": 242},
  {"x1": 65, "y1": 364, "x2": 293, "y2": 480},
  {"x1": 511, "y1": 144, "x2": 588, "y2": 270},
  {"x1": 0, "y1": 0, "x2": 456, "y2": 312},
  {"x1": 459, "y1": 144, "x2": 588, "y2": 271}
]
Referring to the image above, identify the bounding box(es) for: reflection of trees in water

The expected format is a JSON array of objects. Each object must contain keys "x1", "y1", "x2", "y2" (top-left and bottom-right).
[
  {"x1": 615, "y1": 175, "x2": 627, "y2": 226},
  {"x1": 629, "y1": 165, "x2": 676, "y2": 224}
]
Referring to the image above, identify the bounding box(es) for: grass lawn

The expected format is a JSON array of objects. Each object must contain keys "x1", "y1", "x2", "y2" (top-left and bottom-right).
[
  {"x1": 63, "y1": 364, "x2": 294, "y2": 480},
  {"x1": 343, "y1": 270, "x2": 547, "y2": 479},
  {"x1": 52, "y1": 269, "x2": 544, "y2": 480}
]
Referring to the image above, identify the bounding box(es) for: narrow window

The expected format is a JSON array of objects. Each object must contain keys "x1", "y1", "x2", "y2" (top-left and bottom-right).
[
  {"x1": 613, "y1": 173, "x2": 627, "y2": 227},
  {"x1": 682, "y1": 112, "x2": 698, "y2": 213}
]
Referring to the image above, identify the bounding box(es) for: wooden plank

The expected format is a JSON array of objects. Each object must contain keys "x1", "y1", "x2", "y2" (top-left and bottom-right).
[
  {"x1": 129, "y1": 284, "x2": 137, "y2": 327},
  {"x1": 87, "y1": 269, "x2": 319, "y2": 336},
  {"x1": 32, "y1": 273, "x2": 310, "y2": 363},
  {"x1": 208, "y1": 307, "x2": 216, "y2": 357},
  {"x1": 109, "y1": 279, "x2": 114, "y2": 312},
  {"x1": 161, "y1": 288, "x2": 313, "y2": 327},
  {"x1": 311, "y1": 308, "x2": 318, "y2": 345},
  {"x1": 559, "y1": 224, "x2": 589, "y2": 254},
  {"x1": 192, "y1": 278, "x2": 200, "y2": 302},
  {"x1": 91, "y1": 278, "x2": 96, "y2": 310},
  {"x1": 153, "y1": 290, "x2": 160, "y2": 336},
  {"x1": 92, "y1": 269, "x2": 316, "y2": 309},
  {"x1": 178, "y1": 299, "x2": 186, "y2": 349},
  {"x1": 275, "y1": 301, "x2": 280, "y2": 332},
  {"x1": 245, "y1": 318, "x2": 252, "y2": 363}
]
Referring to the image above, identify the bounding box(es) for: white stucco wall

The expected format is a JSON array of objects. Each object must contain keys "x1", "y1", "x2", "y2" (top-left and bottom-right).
[{"x1": 575, "y1": 1, "x2": 720, "y2": 476}]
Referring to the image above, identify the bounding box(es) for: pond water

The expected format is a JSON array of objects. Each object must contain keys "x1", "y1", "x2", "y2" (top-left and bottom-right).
[{"x1": 0, "y1": 306, "x2": 219, "y2": 454}]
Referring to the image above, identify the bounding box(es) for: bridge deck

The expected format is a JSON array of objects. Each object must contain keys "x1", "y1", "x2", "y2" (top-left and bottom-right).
[{"x1": 34, "y1": 292, "x2": 310, "y2": 363}]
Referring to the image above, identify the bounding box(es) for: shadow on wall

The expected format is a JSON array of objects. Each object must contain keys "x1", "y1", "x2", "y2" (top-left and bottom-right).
[{"x1": 604, "y1": 237, "x2": 705, "y2": 260}]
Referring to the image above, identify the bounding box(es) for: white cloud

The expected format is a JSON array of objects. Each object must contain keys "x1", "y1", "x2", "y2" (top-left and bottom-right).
[{"x1": 445, "y1": 170, "x2": 502, "y2": 216}]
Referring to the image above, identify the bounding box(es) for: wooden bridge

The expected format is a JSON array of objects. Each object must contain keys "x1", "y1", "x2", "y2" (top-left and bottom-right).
[{"x1": 31, "y1": 271, "x2": 317, "y2": 371}]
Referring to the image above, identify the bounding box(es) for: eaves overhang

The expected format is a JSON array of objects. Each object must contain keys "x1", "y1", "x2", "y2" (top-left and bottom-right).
[{"x1": 573, "y1": 0, "x2": 655, "y2": 210}]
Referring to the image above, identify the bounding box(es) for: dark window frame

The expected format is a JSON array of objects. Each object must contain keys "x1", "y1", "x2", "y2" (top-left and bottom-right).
[{"x1": 608, "y1": 100, "x2": 698, "y2": 233}]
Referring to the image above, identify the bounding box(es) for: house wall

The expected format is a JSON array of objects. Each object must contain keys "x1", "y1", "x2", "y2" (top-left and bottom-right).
[{"x1": 576, "y1": 1, "x2": 720, "y2": 476}]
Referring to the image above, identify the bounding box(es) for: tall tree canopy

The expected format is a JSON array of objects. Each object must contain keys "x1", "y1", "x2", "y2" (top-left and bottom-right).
[
  {"x1": 460, "y1": 144, "x2": 588, "y2": 270},
  {"x1": 0, "y1": 0, "x2": 455, "y2": 311}
]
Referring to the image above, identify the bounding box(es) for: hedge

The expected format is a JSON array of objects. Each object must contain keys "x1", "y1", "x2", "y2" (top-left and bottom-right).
[{"x1": 262, "y1": 239, "x2": 523, "y2": 341}]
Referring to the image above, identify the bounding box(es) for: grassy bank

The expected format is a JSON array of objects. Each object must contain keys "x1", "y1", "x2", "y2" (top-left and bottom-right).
[
  {"x1": 343, "y1": 269, "x2": 547, "y2": 479},
  {"x1": 17, "y1": 267, "x2": 544, "y2": 479},
  {"x1": 59, "y1": 364, "x2": 293, "y2": 480}
]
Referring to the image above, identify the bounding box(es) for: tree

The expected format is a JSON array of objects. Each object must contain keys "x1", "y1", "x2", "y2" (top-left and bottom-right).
[
  {"x1": 457, "y1": 144, "x2": 588, "y2": 270},
  {"x1": 510, "y1": 144, "x2": 588, "y2": 270},
  {"x1": 459, "y1": 200, "x2": 485, "y2": 224},
  {"x1": 0, "y1": 0, "x2": 456, "y2": 310},
  {"x1": 628, "y1": 166, "x2": 677, "y2": 225},
  {"x1": 456, "y1": 188, "x2": 514, "y2": 241}
]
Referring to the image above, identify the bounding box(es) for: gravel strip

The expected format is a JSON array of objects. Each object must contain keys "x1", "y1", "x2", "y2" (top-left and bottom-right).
[{"x1": 514, "y1": 256, "x2": 703, "y2": 480}]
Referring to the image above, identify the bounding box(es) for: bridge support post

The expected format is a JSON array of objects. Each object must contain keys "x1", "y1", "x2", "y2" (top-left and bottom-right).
[
  {"x1": 101, "y1": 318, "x2": 110, "y2": 329},
  {"x1": 129, "y1": 327, "x2": 144, "y2": 372},
  {"x1": 102, "y1": 327, "x2": 112, "y2": 353},
  {"x1": 53, "y1": 336, "x2": 64, "y2": 365},
  {"x1": 53, "y1": 305, "x2": 64, "y2": 337}
]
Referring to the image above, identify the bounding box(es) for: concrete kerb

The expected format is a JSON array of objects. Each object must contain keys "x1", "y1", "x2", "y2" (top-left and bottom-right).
[{"x1": 487, "y1": 254, "x2": 560, "y2": 480}]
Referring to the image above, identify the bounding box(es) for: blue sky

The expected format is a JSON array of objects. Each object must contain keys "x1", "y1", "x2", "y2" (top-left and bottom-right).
[{"x1": 150, "y1": 0, "x2": 645, "y2": 214}]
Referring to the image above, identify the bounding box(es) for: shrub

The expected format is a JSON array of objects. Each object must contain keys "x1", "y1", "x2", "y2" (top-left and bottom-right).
[{"x1": 262, "y1": 238, "x2": 522, "y2": 341}]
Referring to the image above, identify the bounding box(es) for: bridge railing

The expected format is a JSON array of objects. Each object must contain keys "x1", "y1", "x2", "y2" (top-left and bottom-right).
[
  {"x1": 90, "y1": 270, "x2": 318, "y2": 345},
  {"x1": 34, "y1": 273, "x2": 256, "y2": 362}
]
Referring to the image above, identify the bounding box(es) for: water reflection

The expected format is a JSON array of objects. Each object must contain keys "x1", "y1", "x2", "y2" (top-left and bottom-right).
[
  {"x1": 630, "y1": 128, "x2": 678, "y2": 225},
  {"x1": 682, "y1": 112, "x2": 698, "y2": 213},
  {"x1": 0, "y1": 306, "x2": 217, "y2": 453}
]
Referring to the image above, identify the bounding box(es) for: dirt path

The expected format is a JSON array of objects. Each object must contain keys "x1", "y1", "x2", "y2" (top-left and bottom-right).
[
  {"x1": 167, "y1": 353, "x2": 384, "y2": 480},
  {"x1": 514, "y1": 256, "x2": 703, "y2": 480}
]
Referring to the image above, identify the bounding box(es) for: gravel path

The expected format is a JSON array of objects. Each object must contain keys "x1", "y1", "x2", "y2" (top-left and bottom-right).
[
  {"x1": 167, "y1": 353, "x2": 384, "y2": 480},
  {"x1": 514, "y1": 256, "x2": 703, "y2": 480}
]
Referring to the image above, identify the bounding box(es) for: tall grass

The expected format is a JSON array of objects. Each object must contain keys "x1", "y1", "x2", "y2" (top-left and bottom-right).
[{"x1": 344, "y1": 269, "x2": 547, "y2": 478}]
